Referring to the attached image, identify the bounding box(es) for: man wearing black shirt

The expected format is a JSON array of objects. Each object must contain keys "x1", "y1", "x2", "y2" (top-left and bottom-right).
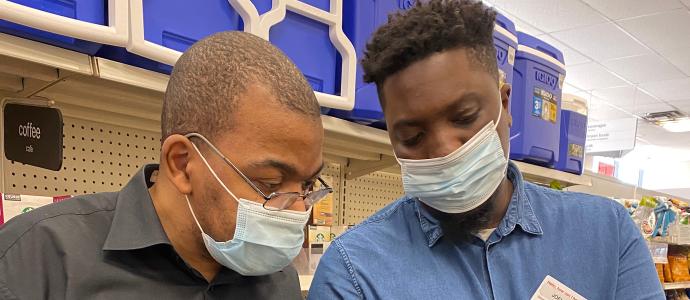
[{"x1": 0, "y1": 31, "x2": 328, "y2": 299}]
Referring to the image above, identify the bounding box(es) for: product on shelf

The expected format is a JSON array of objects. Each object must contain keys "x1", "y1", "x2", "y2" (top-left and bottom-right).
[
  {"x1": 669, "y1": 254, "x2": 690, "y2": 282},
  {"x1": 556, "y1": 94, "x2": 588, "y2": 175},
  {"x1": 653, "y1": 200, "x2": 678, "y2": 238},
  {"x1": 633, "y1": 197, "x2": 658, "y2": 238},
  {"x1": 308, "y1": 225, "x2": 332, "y2": 244},
  {"x1": 312, "y1": 176, "x2": 334, "y2": 226},
  {"x1": 509, "y1": 32, "x2": 565, "y2": 168},
  {"x1": 1, "y1": 193, "x2": 72, "y2": 224},
  {"x1": 665, "y1": 263, "x2": 674, "y2": 283},
  {"x1": 657, "y1": 264, "x2": 665, "y2": 283}
]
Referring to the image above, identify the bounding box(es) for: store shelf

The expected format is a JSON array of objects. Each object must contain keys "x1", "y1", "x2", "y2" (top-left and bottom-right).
[
  {"x1": 0, "y1": 34, "x2": 595, "y2": 185},
  {"x1": 649, "y1": 237, "x2": 690, "y2": 247},
  {"x1": 0, "y1": 33, "x2": 92, "y2": 75},
  {"x1": 514, "y1": 161, "x2": 592, "y2": 187},
  {"x1": 664, "y1": 282, "x2": 690, "y2": 290}
]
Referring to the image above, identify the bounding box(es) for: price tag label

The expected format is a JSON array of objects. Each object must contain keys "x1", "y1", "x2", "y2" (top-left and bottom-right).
[
  {"x1": 647, "y1": 241, "x2": 669, "y2": 264},
  {"x1": 531, "y1": 275, "x2": 587, "y2": 300}
]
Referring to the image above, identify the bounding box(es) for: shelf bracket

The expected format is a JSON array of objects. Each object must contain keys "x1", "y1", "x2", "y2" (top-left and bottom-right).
[{"x1": 345, "y1": 155, "x2": 398, "y2": 180}]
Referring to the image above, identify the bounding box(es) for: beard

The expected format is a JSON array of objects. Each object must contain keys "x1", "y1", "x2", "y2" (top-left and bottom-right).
[{"x1": 423, "y1": 192, "x2": 497, "y2": 244}]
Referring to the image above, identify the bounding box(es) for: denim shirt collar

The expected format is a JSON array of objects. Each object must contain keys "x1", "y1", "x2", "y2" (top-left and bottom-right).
[{"x1": 415, "y1": 161, "x2": 544, "y2": 247}]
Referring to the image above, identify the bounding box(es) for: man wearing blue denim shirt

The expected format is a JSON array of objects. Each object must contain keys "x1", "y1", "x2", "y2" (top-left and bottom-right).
[{"x1": 309, "y1": 0, "x2": 663, "y2": 299}]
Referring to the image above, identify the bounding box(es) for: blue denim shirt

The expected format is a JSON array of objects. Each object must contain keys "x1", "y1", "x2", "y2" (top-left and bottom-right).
[{"x1": 309, "y1": 162, "x2": 663, "y2": 299}]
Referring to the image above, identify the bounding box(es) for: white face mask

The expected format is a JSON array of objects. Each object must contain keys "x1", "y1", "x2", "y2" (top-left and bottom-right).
[
  {"x1": 185, "y1": 143, "x2": 311, "y2": 276},
  {"x1": 397, "y1": 99, "x2": 509, "y2": 214}
]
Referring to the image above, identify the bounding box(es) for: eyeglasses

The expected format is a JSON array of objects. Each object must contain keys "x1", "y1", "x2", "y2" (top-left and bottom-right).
[{"x1": 186, "y1": 133, "x2": 333, "y2": 211}]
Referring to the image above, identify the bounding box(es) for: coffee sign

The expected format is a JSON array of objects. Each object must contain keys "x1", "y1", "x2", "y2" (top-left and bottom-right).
[{"x1": 3, "y1": 101, "x2": 63, "y2": 171}]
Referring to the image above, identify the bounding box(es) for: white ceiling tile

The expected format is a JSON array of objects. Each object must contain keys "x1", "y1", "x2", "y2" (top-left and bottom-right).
[
  {"x1": 493, "y1": 7, "x2": 545, "y2": 36},
  {"x1": 536, "y1": 35, "x2": 591, "y2": 65},
  {"x1": 587, "y1": 96, "x2": 636, "y2": 120},
  {"x1": 640, "y1": 78, "x2": 690, "y2": 101},
  {"x1": 566, "y1": 62, "x2": 628, "y2": 90},
  {"x1": 617, "y1": 9, "x2": 690, "y2": 53},
  {"x1": 659, "y1": 47, "x2": 690, "y2": 76},
  {"x1": 601, "y1": 54, "x2": 686, "y2": 84},
  {"x1": 588, "y1": 107, "x2": 634, "y2": 121},
  {"x1": 492, "y1": 0, "x2": 606, "y2": 32},
  {"x1": 592, "y1": 86, "x2": 659, "y2": 107},
  {"x1": 669, "y1": 99, "x2": 690, "y2": 112},
  {"x1": 581, "y1": 0, "x2": 684, "y2": 20},
  {"x1": 551, "y1": 23, "x2": 650, "y2": 61}
]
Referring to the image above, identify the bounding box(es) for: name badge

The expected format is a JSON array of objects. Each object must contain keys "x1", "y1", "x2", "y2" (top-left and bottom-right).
[{"x1": 531, "y1": 275, "x2": 587, "y2": 300}]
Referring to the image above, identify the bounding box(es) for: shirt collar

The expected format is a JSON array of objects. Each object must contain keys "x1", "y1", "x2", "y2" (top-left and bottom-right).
[
  {"x1": 103, "y1": 164, "x2": 171, "y2": 251},
  {"x1": 495, "y1": 161, "x2": 543, "y2": 238},
  {"x1": 416, "y1": 161, "x2": 543, "y2": 247}
]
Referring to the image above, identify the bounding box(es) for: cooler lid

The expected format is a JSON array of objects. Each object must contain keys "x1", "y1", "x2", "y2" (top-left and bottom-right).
[
  {"x1": 517, "y1": 32, "x2": 565, "y2": 65},
  {"x1": 562, "y1": 94, "x2": 588, "y2": 115},
  {"x1": 494, "y1": 12, "x2": 517, "y2": 44}
]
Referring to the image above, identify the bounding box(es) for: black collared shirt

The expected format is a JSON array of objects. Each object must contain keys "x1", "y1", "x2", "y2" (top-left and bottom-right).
[{"x1": 0, "y1": 165, "x2": 301, "y2": 300}]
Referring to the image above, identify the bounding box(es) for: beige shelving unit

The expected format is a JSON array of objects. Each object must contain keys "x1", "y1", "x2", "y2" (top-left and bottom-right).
[{"x1": 0, "y1": 32, "x2": 598, "y2": 229}]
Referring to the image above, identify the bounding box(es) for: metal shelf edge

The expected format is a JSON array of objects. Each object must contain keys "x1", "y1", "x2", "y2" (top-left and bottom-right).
[
  {"x1": 664, "y1": 282, "x2": 690, "y2": 290},
  {"x1": 0, "y1": 33, "x2": 92, "y2": 75},
  {"x1": 95, "y1": 58, "x2": 169, "y2": 93}
]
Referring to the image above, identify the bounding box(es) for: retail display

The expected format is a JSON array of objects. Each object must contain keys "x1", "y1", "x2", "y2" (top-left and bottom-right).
[
  {"x1": 97, "y1": 0, "x2": 243, "y2": 74},
  {"x1": 312, "y1": 176, "x2": 335, "y2": 225},
  {"x1": 556, "y1": 94, "x2": 588, "y2": 175},
  {"x1": 493, "y1": 12, "x2": 518, "y2": 96},
  {"x1": 509, "y1": 32, "x2": 566, "y2": 168},
  {"x1": 1, "y1": 193, "x2": 72, "y2": 224},
  {"x1": 0, "y1": 0, "x2": 105, "y2": 54},
  {"x1": 327, "y1": 0, "x2": 412, "y2": 125},
  {"x1": 1, "y1": 1, "x2": 689, "y2": 298}
]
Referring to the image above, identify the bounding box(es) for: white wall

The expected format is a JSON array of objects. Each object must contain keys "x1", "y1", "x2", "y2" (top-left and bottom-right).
[{"x1": 642, "y1": 160, "x2": 690, "y2": 191}]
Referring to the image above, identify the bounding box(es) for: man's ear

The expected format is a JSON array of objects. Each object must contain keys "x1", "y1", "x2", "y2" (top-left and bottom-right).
[
  {"x1": 161, "y1": 134, "x2": 194, "y2": 195},
  {"x1": 500, "y1": 83, "x2": 513, "y2": 127}
]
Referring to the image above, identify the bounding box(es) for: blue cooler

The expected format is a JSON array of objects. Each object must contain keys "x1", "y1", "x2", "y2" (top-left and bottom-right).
[
  {"x1": 509, "y1": 33, "x2": 566, "y2": 167},
  {"x1": 98, "y1": 0, "x2": 338, "y2": 94},
  {"x1": 557, "y1": 94, "x2": 588, "y2": 175},
  {"x1": 0, "y1": 0, "x2": 106, "y2": 54},
  {"x1": 330, "y1": 7, "x2": 519, "y2": 126},
  {"x1": 97, "y1": 0, "x2": 243, "y2": 74},
  {"x1": 328, "y1": 0, "x2": 414, "y2": 125},
  {"x1": 258, "y1": 0, "x2": 338, "y2": 95},
  {"x1": 493, "y1": 12, "x2": 517, "y2": 94}
]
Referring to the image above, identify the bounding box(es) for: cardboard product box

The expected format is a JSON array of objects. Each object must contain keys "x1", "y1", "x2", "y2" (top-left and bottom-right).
[
  {"x1": 1, "y1": 194, "x2": 54, "y2": 223},
  {"x1": 312, "y1": 175, "x2": 334, "y2": 226},
  {"x1": 308, "y1": 225, "x2": 331, "y2": 244},
  {"x1": 329, "y1": 225, "x2": 349, "y2": 240}
]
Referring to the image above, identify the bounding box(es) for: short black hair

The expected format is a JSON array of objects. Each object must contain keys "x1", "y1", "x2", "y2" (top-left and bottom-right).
[
  {"x1": 362, "y1": 0, "x2": 498, "y2": 101},
  {"x1": 161, "y1": 31, "x2": 320, "y2": 140}
]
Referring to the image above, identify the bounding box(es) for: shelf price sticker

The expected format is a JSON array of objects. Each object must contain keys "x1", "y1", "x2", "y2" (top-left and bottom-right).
[
  {"x1": 647, "y1": 241, "x2": 669, "y2": 264},
  {"x1": 531, "y1": 276, "x2": 586, "y2": 300}
]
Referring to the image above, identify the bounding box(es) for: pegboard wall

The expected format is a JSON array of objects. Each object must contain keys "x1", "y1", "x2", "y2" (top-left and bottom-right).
[
  {"x1": 2, "y1": 117, "x2": 161, "y2": 196},
  {"x1": 1, "y1": 116, "x2": 401, "y2": 226},
  {"x1": 341, "y1": 171, "x2": 404, "y2": 225},
  {"x1": 321, "y1": 162, "x2": 343, "y2": 226}
]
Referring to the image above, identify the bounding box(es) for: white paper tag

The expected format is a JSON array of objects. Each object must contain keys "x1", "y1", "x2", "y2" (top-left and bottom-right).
[
  {"x1": 531, "y1": 275, "x2": 587, "y2": 300},
  {"x1": 508, "y1": 46, "x2": 516, "y2": 66}
]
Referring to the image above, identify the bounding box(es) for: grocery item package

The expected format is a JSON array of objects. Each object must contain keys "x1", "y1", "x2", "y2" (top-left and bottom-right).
[{"x1": 669, "y1": 254, "x2": 690, "y2": 282}]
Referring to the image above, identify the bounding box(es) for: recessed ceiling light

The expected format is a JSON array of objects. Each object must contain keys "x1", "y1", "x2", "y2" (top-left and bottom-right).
[{"x1": 657, "y1": 118, "x2": 690, "y2": 133}]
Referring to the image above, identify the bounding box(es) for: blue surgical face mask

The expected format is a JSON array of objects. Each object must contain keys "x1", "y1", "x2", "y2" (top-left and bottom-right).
[
  {"x1": 185, "y1": 143, "x2": 311, "y2": 276},
  {"x1": 397, "y1": 99, "x2": 509, "y2": 214}
]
